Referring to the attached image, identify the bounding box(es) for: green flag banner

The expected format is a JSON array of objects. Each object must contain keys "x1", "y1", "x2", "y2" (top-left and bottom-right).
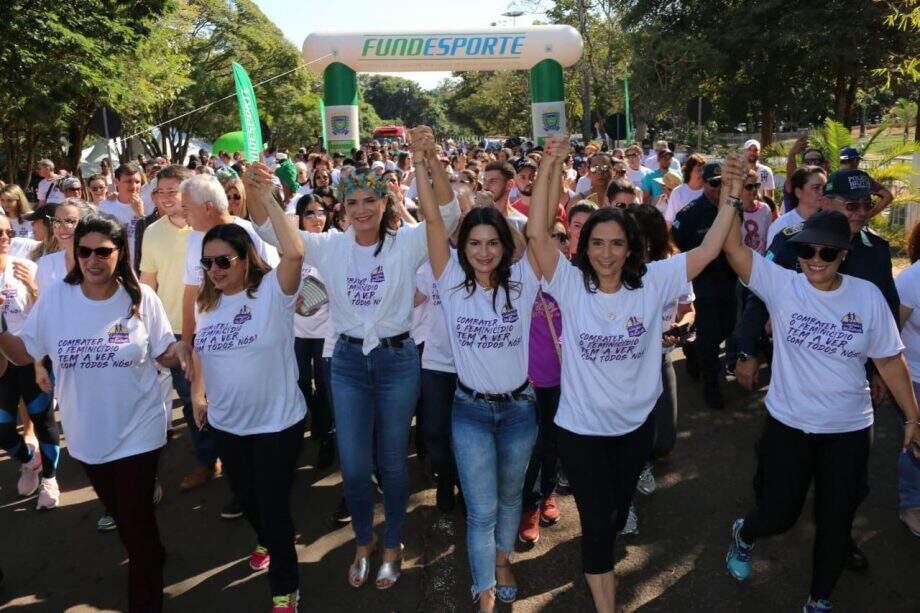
[
  {"x1": 319, "y1": 99, "x2": 328, "y2": 149},
  {"x1": 232, "y1": 62, "x2": 263, "y2": 162}
]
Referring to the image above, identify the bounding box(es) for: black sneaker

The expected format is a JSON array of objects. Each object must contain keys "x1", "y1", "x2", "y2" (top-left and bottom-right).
[
  {"x1": 316, "y1": 437, "x2": 335, "y2": 470},
  {"x1": 436, "y1": 477, "x2": 456, "y2": 513},
  {"x1": 220, "y1": 498, "x2": 243, "y2": 520},
  {"x1": 331, "y1": 497, "x2": 351, "y2": 525}
]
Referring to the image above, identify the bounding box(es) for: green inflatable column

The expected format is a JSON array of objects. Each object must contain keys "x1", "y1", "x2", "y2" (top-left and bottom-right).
[
  {"x1": 323, "y1": 62, "x2": 359, "y2": 155},
  {"x1": 530, "y1": 59, "x2": 566, "y2": 146}
]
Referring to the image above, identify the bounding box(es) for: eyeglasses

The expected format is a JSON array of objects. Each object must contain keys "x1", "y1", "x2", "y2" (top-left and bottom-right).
[
  {"x1": 90, "y1": 185, "x2": 106, "y2": 192},
  {"x1": 590, "y1": 165, "x2": 610, "y2": 174},
  {"x1": 0, "y1": 229, "x2": 16, "y2": 239},
  {"x1": 302, "y1": 210, "x2": 327, "y2": 218},
  {"x1": 707, "y1": 179, "x2": 722, "y2": 188},
  {"x1": 551, "y1": 232, "x2": 569, "y2": 245},
  {"x1": 612, "y1": 167, "x2": 627, "y2": 175},
  {"x1": 51, "y1": 218, "x2": 79, "y2": 228},
  {"x1": 200, "y1": 255, "x2": 239, "y2": 270},
  {"x1": 794, "y1": 243, "x2": 841, "y2": 262},
  {"x1": 64, "y1": 186, "x2": 82, "y2": 192},
  {"x1": 743, "y1": 183, "x2": 761, "y2": 191},
  {"x1": 227, "y1": 194, "x2": 242, "y2": 201},
  {"x1": 803, "y1": 157, "x2": 824, "y2": 165},
  {"x1": 77, "y1": 246, "x2": 116, "y2": 259},
  {"x1": 625, "y1": 153, "x2": 639, "y2": 158},
  {"x1": 843, "y1": 200, "x2": 873, "y2": 213}
]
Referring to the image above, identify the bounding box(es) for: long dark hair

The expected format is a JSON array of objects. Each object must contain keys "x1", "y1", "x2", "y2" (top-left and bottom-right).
[
  {"x1": 454, "y1": 206, "x2": 519, "y2": 312},
  {"x1": 296, "y1": 194, "x2": 332, "y2": 232},
  {"x1": 789, "y1": 166, "x2": 826, "y2": 208},
  {"x1": 196, "y1": 224, "x2": 271, "y2": 313},
  {"x1": 628, "y1": 204, "x2": 676, "y2": 261},
  {"x1": 64, "y1": 213, "x2": 142, "y2": 318},
  {"x1": 574, "y1": 208, "x2": 647, "y2": 292}
]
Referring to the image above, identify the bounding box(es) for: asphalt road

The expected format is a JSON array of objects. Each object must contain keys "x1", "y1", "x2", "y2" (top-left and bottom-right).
[{"x1": 1, "y1": 352, "x2": 918, "y2": 612}]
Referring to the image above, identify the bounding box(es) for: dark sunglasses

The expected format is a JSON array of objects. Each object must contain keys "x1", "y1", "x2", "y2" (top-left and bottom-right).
[
  {"x1": 803, "y1": 157, "x2": 824, "y2": 165},
  {"x1": 0, "y1": 229, "x2": 16, "y2": 239},
  {"x1": 77, "y1": 245, "x2": 116, "y2": 259},
  {"x1": 551, "y1": 232, "x2": 569, "y2": 244},
  {"x1": 612, "y1": 201, "x2": 632, "y2": 209},
  {"x1": 844, "y1": 200, "x2": 873, "y2": 213},
  {"x1": 794, "y1": 243, "x2": 841, "y2": 262},
  {"x1": 707, "y1": 179, "x2": 722, "y2": 188},
  {"x1": 64, "y1": 186, "x2": 82, "y2": 192},
  {"x1": 200, "y1": 255, "x2": 239, "y2": 270},
  {"x1": 743, "y1": 183, "x2": 761, "y2": 191},
  {"x1": 227, "y1": 194, "x2": 242, "y2": 201}
]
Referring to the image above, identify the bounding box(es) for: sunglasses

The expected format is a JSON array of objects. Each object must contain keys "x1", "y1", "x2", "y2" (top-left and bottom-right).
[
  {"x1": 612, "y1": 201, "x2": 632, "y2": 209},
  {"x1": 51, "y1": 218, "x2": 79, "y2": 228},
  {"x1": 707, "y1": 179, "x2": 722, "y2": 188},
  {"x1": 77, "y1": 246, "x2": 116, "y2": 259},
  {"x1": 0, "y1": 229, "x2": 15, "y2": 239},
  {"x1": 743, "y1": 183, "x2": 761, "y2": 191},
  {"x1": 803, "y1": 157, "x2": 824, "y2": 165},
  {"x1": 64, "y1": 186, "x2": 82, "y2": 192},
  {"x1": 794, "y1": 243, "x2": 841, "y2": 262},
  {"x1": 551, "y1": 232, "x2": 569, "y2": 244},
  {"x1": 612, "y1": 167, "x2": 627, "y2": 175},
  {"x1": 844, "y1": 200, "x2": 873, "y2": 213},
  {"x1": 227, "y1": 194, "x2": 242, "y2": 201},
  {"x1": 200, "y1": 255, "x2": 239, "y2": 270},
  {"x1": 590, "y1": 165, "x2": 610, "y2": 173},
  {"x1": 625, "y1": 153, "x2": 639, "y2": 158},
  {"x1": 302, "y1": 209, "x2": 327, "y2": 218},
  {"x1": 90, "y1": 185, "x2": 107, "y2": 192}
]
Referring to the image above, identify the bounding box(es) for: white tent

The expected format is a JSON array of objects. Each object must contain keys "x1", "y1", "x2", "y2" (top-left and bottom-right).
[{"x1": 79, "y1": 129, "x2": 213, "y2": 175}]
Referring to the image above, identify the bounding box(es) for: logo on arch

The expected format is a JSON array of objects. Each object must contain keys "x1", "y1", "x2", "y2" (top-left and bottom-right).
[
  {"x1": 542, "y1": 111, "x2": 561, "y2": 132},
  {"x1": 331, "y1": 115, "x2": 350, "y2": 135}
]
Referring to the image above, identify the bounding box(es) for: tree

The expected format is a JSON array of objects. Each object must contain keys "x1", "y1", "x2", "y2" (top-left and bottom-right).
[
  {"x1": 359, "y1": 75, "x2": 452, "y2": 134},
  {"x1": 887, "y1": 98, "x2": 919, "y2": 142}
]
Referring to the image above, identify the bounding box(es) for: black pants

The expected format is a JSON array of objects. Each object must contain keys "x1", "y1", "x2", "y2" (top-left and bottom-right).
[
  {"x1": 213, "y1": 418, "x2": 306, "y2": 597},
  {"x1": 0, "y1": 363, "x2": 58, "y2": 478},
  {"x1": 294, "y1": 338, "x2": 333, "y2": 440},
  {"x1": 651, "y1": 353, "x2": 677, "y2": 459},
  {"x1": 420, "y1": 367, "x2": 457, "y2": 483},
  {"x1": 740, "y1": 415, "x2": 871, "y2": 600},
  {"x1": 693, "y1": 283, "x2": 737, "y2": 388},
  {"x1": 557, "y1": 413, "x2": 655, "y2": 574},
  {"x1": 82, "y1": 447, "x2": 164, "y2": 613},
  {"x1": 523, "y1": 385, "x2": 561, "y2": 509}
]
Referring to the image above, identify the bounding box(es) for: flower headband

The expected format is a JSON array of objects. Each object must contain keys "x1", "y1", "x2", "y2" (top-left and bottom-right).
[{"x1": 337, "y1": 170, "x2": 389, "y2": 200}]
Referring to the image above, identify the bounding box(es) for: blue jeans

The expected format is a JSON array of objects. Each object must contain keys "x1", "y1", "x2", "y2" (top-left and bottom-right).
[
  {"x1": 900, "y1": 383, "x2": 920, "y2": 510},
  {"x1": 331, "y1": 337, "x2": 419, "y2": 549},
  {"x1": 452, "y1": 385, "x2": 537, "y2": 596},
  {"x1": 175, "y1": 334, "x2": 217, "y2": 467}
]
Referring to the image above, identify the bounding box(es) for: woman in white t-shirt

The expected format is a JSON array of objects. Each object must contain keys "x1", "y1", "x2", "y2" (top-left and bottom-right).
[
  {"x1": 246, "y1": 156, "x2": 461, "y2": 592},
  {"x1": 0, "y1": 213, "x2": 188, "y2": 611},
  {"x1": 722, "y1": 207, "x2": 920, "y2": 611},
  {"x1": 0, "y1": 184, "x2": 34, "y2": 238},
  {"x1": 526, "y1": 137, "x2": 741, "y2": 613},
  {"x1": 191, "y1": 166, "x2": 306, "y2": 611},
  {"x1": 36, "y1": 199, "x2": 93, "y2": 293},
  {"x1": 895, "y1": 247, "x2": 920, "y2": 534},
  {"x1": 413, "y1": 126, "x2": 538, "y2": 612}
]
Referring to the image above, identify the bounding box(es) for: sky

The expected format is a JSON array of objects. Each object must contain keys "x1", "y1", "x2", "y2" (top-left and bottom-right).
[{"x1": 253, "y1": 0, "x2": 546, "y2": 90}]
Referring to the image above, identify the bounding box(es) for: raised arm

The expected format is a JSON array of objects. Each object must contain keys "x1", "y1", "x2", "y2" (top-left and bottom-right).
[
  {"x1": 410, "y1": 126, "x2": 451, "y2": 279},
  {"x1": 526, "y1": 135, "x2": 567, "y2": 282},
  {"x1": 245, "y1": 163, "x2": 305, "y2": 294},
  {"x1": 686, "y1": 154, "x2": 746, "y2": 281}
]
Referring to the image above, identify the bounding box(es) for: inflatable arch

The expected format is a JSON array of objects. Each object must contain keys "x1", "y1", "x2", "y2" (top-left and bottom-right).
[{"x1": 303, "y1": 25, "x2": 584, "y2": 153}]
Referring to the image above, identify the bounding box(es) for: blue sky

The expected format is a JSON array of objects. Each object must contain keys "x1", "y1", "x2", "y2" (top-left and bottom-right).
[{"x1": 254, "y1": 0, "x2": 546, "y2": 89}]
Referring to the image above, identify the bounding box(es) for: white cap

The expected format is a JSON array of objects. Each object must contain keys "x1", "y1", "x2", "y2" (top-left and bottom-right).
[
  {"x1": 275, "y1": 152, "x2": 288, "y2": 161},
  {"x1": 743, "y1": 139, "x2": 761, "y2": 150},
  {"x1": 371, "y1": 160, "x2": 386, "y2": 170},
  {"x1": 384, "y1": 160, "x2": 398, "y2": 171}
]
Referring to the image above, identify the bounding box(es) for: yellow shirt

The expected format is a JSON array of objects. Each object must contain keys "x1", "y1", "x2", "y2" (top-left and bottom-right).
[{"x1": 139, "y1": 216, "x2": 191, "y2": 333}]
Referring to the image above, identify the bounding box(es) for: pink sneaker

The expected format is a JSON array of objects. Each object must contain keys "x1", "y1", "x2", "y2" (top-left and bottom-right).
[
  {"x1": 249, "y1": 545, "x2": 270, "y2": 571},
  {"x1": 36, "y1": 477, "x2": 60, "y2": 510},
  {"x1": 17, "y1": 446, "x2": 42, "y2": 497}
]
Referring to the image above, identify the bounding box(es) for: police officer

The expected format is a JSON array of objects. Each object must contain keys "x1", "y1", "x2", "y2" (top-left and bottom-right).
[
  {"x1": 735, "y1": 168, "x2": 899, "y2": 573},
  {"x1": 672, "y1": 161, "x2": 738, "y2": 408}
]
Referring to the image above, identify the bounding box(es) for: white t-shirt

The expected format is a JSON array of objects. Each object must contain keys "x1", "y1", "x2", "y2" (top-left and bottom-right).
[
  {"x1": 194, "y1": 269, "x2": 307, "y2": 435},
  {"x1": 895, "y1": 261, "x2": 920, "y2": 383},
  {"x1": 438, "y1": 254, "x2": 540, "y2": 393},
  {"x1": 745, "y1": 252, "x2": 903, "y2": 433},
  {"x1": 141, "y1": 181, "x2": 156, "y2": 214},
  {"x1": 643, "y1": 153, "x2": 681, "y2": 173},
  {"x1": 37, "y1": 178, "x2": 65, "y2": 204},
  {"x1": 767, "y1": 208, "x2": 805, "y2": 246},
  {"x1": 410, "y1": 264, "x2": 431, "y2": 346},
  {"x1": 9, "y1": 218, "x2": 33, "y2": 239},
  {"x1": 0, "y1": 256, "x2": 36, "y2": 334},
  {"x1": 98, "y1": 199, "x2": 155, "y2": 263},
  {"x1": 36, "y1": 250, "x2": 68, "y2": 294},
  {"x1": 742, "y1": 202, "x2": 774, "y2": 255},
  {"x1": 505, "y1": 206, "x2": 528, "y2": 232},
  {"x1": 417, "y1": 261, "x2": 455, "y2": 373},
  {"x1": 664, "y1": 184, "x2": 703, "y2": 224},
  {"x1": 183, "y1": 217, "x2": 278, "y2": 286},
  {"x1": 549, "y1": 253, "x2": 687, "y2": 436},
  {"x1": 20, "y1": 282, "x2": 174, "y2": 464},
  {"x1": 10, "y1": 237, "x2": 39, "y2": 260},
  {"x1": 345, "y1": 243, "x2": 388, "y2": 334},
  {"x1": 293, "y1": 262, "x2": 331, "y2": 339},
  {"x1": 755, "y1": 162, "x2": 776, "y2": 195},
  {"x1": 627, "y1": 166, "x2": 651, "y2": 192},
  {"x1": 575, "y1": 175, "x2": 592, "y2": 196}
]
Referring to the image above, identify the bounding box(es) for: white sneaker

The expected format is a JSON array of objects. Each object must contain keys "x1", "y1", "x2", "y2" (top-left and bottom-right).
[
  {"x1": 153, "y1": 480, "x2": 163, "y2": 506},
  {"x1": 36, "y1": 477, "x2": 60, "y2": 510},
  {"x1": 17, "y1": 445, "x2": 42, "y2": 496},
  {"x1": 637, "y1": 463, "x2": 656, "y2": 496},
  {"x1": 619, "y1": 504, "x2": 639, "y2": 536}
]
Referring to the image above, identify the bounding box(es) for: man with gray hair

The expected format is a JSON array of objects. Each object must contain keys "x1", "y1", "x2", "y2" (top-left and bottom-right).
[{"x1": 36, "y1": 159, "x2": 65, "y2": 205}]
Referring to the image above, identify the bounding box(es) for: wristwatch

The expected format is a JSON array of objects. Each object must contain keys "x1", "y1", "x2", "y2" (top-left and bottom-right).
[{"x1": 727, "y1": 195, "x2": 742, "y2": 211}]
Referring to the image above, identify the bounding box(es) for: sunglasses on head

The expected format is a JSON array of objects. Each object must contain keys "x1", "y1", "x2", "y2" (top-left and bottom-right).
[
  {"x1": 551, "y1": 232, "x2": 569, "y2": 245},
  {"x1": 77, "y1": 246, "x2": 116, "y2": 259},
  {"x1": 590, "y1": 165, "x2": 610, "y2": 173},
  {"x1": 744, "y1": 183, "x2": 761, "y2": 191},
  {"x1": 707, "y1": 179, "x2": 722, "y2": 188},
  {"x1": 794, "y1": 243, "x2": 841, "y2": 262},
  {"x1": 200, "y1": 255, "x2": 239, "y2": 270}
]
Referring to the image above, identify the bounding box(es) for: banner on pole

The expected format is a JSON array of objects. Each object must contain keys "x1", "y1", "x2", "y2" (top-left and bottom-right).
[
  {"x1": 232, "y1": 63, "x2": 263, "y2": 162},
  {"x1": 319, "y1": 99, "x2": 328, "y2": 149}
]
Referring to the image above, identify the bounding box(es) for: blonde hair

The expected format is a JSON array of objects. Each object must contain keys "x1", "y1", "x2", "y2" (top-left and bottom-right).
[
  {"x1": 0, "y1": 184, "x2": 33, "y2": 221},
  {"x1": 221, "y1": 176, "x2": 247, "y2": 219}
]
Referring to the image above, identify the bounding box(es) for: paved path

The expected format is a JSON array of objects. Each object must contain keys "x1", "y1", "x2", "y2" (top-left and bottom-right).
[{"x1": 2, "y1": 353, "x2": 918, "y2": 612}]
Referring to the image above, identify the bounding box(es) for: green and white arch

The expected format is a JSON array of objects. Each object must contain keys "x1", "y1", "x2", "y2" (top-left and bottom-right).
[{"x1": 304, "y1": 25, "x2": 583, "y2": 150}]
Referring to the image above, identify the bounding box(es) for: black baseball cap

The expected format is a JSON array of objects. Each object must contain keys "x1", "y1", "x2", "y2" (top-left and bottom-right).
[
  {"x1": 701, "y1": 162, "x2": 722, "y2": 182},
  {"x1": 513, "y1": 157, "x2": 538, "y2": 172},
  {"x1": 823, "y1": 169, "x2": 872, "y2": 201},
  {"x1": 24, "y1": 203, "x2": 58, "y2": 221},
  {"x1": 788, "y1": 210, "x2": 851, "y2": 251}
]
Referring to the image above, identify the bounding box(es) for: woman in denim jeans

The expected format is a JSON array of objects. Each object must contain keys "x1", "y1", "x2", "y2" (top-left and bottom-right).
[
  {"x1": 247, "y1": 151, "x2": 461, "y2": 591},
  {"x1": 413, "y1": 126, "x2": 539, "y2": 613}
]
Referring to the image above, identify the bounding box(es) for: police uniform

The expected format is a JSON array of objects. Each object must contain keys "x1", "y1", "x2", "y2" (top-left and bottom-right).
[{"x1": 672, "y1": 193, "x2": 738, "y2": 406}]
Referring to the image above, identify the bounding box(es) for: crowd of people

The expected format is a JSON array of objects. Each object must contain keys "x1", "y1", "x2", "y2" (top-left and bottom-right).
[{"x1": 0, "y1": 126, "x2": 918, "y2": 613}]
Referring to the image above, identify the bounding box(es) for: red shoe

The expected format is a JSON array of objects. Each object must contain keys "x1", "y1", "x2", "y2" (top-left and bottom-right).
[
  {"x1": 518, "y1": 507, "x2": 540, "y2": 544},
  {"x1": 249, "y1": 545, "x2": 270, "y2": 571},
  {"x1": 540, "y1": 496, "x2": 561, "y2": 526}
]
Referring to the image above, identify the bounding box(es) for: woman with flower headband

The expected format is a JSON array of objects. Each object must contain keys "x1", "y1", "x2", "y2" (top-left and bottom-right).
[{"x1": 247, "y1": 144, "x2": 461, "y2": 591}]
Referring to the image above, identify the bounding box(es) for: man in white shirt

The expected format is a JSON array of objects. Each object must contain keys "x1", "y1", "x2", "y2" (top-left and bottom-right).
[
  {"x1": 99, "y1": 162, "x2": 155, "y2": 269},
  {"x1": 36, "y1": 159, "x2": 65, "y2": 205},
  {"x1": 643, "y1": 140, "x2": 681, "y2": 173},
  {"x1": 743, "y1": 139, "x2": 776, "y2": 201}
]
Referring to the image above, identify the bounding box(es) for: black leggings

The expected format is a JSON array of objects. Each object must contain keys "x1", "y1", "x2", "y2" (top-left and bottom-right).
[
  {"x1": 557, "y1": 413, "x2": 655, "y2": 574},
  {"x1": 523, "y1": 385, "x2": 561, "y2": 509},
  {"x1": 294, "y1": 338, "x2": 332, "y2": 440},
  {"x1": 0, "y1": 363, "x2": 58, "y2": 478},
  {"x1": 213, "y1": 418, "x2": 306, "y2": 597},
  {"x1": 651, "y1": 353, "x2": 677, "y2": 459},
  {"x1": 740, "y1": 415, "x2": 870, "y2": 600}
]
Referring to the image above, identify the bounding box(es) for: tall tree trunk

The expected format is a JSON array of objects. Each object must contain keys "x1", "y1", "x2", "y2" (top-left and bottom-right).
[
  {"x1": 66, "y1": 123, "x2": 87, "y2": 177},
  {"x1": 915, "y1": 96, "x2": 920, "y2": 143},
  {"x1": 760, "y1": 106, "x2": 775, "y2": 147}
]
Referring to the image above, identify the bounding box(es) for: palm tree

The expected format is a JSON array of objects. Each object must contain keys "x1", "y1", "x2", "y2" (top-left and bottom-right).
[{"x1": 886, "y1": 98, "x2": 918, "y2": 143}]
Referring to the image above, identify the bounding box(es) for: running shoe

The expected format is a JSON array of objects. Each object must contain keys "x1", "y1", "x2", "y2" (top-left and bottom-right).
[
  {"x1": 249, "y1": 545, "x2": 271, "y2": 571},
  {"x1": 221, "y1": 497, "x2": 244, "y2": 520},
  {"x1": 540, "y1": 496, "x2": 560, "y2": 526},
  {"x1": 153, "y1": 480, "x2": 163, "y2": 505},
  {"x1": 518, "y1": 507, "x2": 541, "y2": 544},
  {"x1": 803, "y1": 597, "x2": 833, "y2": 612},
  {"x1": 726, "y1": 518, "x2": 753, "y2": 581},
  {"x1": 637, "y1": 463, "x2": 656, "y2": 496},
  {"x1": 331, "y1": 497, "x2": 351, "y2": 525},
  {"x1": 271, "y1": 590, "x2": 299, "y2": 612},
  {"x1": 36, "y1": 477, "x2": 60, "y2": 510},
  {"x1": 97, "y1": 513, "x2": 117, "y2": 532},
  {"x1": 556, "y1": 467, "x2": 570, "y2": 493},
  {"x1": 618, "y1": 504, "x2": 638, "y2": 536},
  {"x1": 17, "y1": 445, "x2": 42, "y2": 497}
]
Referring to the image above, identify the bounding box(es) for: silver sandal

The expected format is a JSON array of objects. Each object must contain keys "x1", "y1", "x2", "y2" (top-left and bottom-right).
[
  {"x1": 348, "y1": 540, "x2": 376, "y2": 588},
  {"x1": 375, "y1": 544, "x2": 404, "y2": 590}
]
